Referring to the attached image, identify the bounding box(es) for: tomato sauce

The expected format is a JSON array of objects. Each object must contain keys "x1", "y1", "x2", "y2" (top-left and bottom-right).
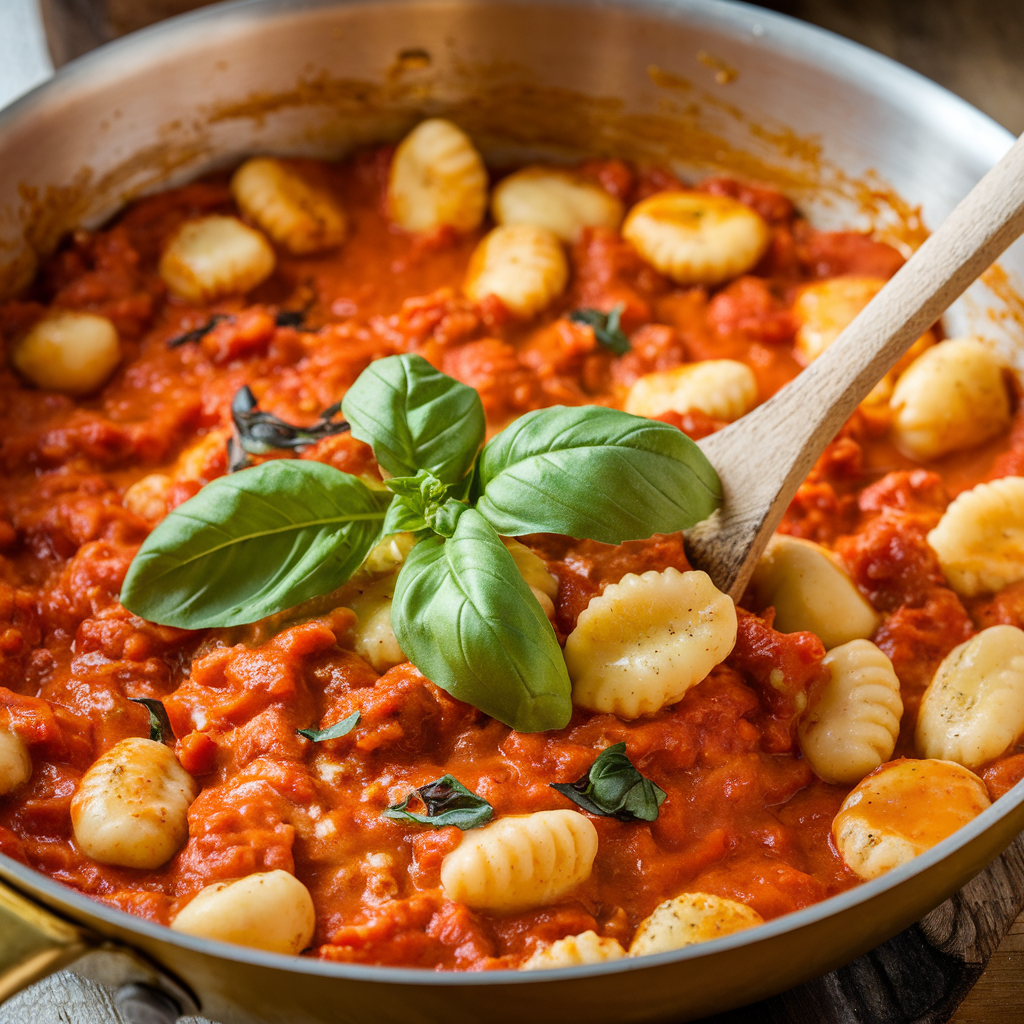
[{"x1": 1, "y1": 149, "x2": 1022, "y2": 969}]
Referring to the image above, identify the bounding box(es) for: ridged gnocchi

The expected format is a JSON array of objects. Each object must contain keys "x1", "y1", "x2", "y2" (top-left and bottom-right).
[
  {"x1": 565, "y1": 568, "x2": 737, "y2": 719},
  {"x1": 798, "y1": 640, "x2": 903, "y2": 785},
  {"x1": 628, "y1": 893, "x2": 764, "y2": 957},
  {"x1": 230, "y1": 157, "x2": 348, "y2": 254},
  {"x1": 70, "y1": 737, "x2": 197, "y2": 869},
  {"x1": 832, "y1": 758, "x2": 990, "y2": 880},
  {"x1": 171, "y1": 870, "x2": 316, "y2": 955},
  {"x1": 623, "y1": 360, "x2": 758, "y2": 422},
  {"x1": 504, "y1": 538, "x2": 558, "y2": 619},
  {"x1": 749, "y1": 535, "x2": 879, "y2": 650},
  {"x1": 387, "y1": 118, "x2": 488, "y2": 233},
  {"x1": 492, "y1": 166, "x2": 624, "y2": 244},
  {"x1": 440, "y1": 809, "x2": 598, "y2": 913},
  {"x1": 521, "y1": 930, "x2": 626, "y2": 970},
  {"x1": 347, "y1": 574, "x2": 406, "y2": 673},
  {"x1": 11, "y1": 311, "x2": 121, "y2": 395},
  {"x1": 916, "y1": 625, "x2": 1024, "y2": 768},
  {"x1": 0, "y1": 729, "x2": 31, "y2": 795},
  {"x1": 622, "y1": 191, "x2": 770, "y2": 286},
  {"x1": 159, "y1": 215, "x2": 276, "y2": 303},
  {"x1": 890, "y1": 338, "x2": 1011, "y2": 460},
  {"x1": 464, "y1": 224, "x2": 568, "y2": 318},
  {"x1": 927, "y1": 477, "x2": 1024, "y2": 598}
]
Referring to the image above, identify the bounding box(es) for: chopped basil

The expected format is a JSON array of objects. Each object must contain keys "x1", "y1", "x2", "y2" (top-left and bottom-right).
[
  {"x1": 129, "y1": 698, "x2": 174, "y2": 744},
  {"x1": 297, "y1": 711, "x2": 360, "y2": 742},
  {"x1": 551, "y1": 743, "x2": 666, "y2": 822},
  {"x1": 167, "y1": 314, "x2": 230, "y2": 348},
  {"x1": 274, "y1": 309, "x2": 306, "y2": 328},
  {"x1": 567, "y1": 303, "x2": 630, "y2": 355},
  {"x1": 383, "y1": 775, "x2": 493, "y2": 830},
  {"x1": 122, "y1": 353, "x2": 722, "y2": 732}
]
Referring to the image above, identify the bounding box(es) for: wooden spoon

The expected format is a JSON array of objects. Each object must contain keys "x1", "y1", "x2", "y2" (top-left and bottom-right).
[{"x1": 686, "y1": 132, "x2": 1024, "y2": 601}]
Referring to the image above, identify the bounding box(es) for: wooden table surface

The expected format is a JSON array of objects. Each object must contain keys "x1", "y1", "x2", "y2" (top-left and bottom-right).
[{"x1": 3, "y1": 2, "x2": 1024, "y2": 1021}]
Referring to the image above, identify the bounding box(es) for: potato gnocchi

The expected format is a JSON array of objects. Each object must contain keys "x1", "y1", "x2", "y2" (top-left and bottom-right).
[
  {"x1": 521, "y1": 931, "x2": 626, "y2": 970},
  {"x1": 346, "y1": 573, "x2": 406, "y2": 673},
  {"x1": 70, "y1": 737, "x2": 197, "y2": 870},
  {"x1": 0, "y1": 729, "x2": 31, "y2": 795},
  {"x1": 749, "y1": 535, "x2": 879, "y2": 651},
  {"x1": 464, "y1": 224, "x2": 568, "y2": 318},
  {"x1": 159, "y1": 215, "x2": 276, "y2": 302},
  {"x1": 628, "y1": 893, "x2": 764, "y2": 956},
  {"x1": 798, "y1": 640, "x2": 903, "y2": 785},
  {"x1": 832, "y1": 759, "x2": 990, "y2": 880},
  {"x1": 927, "y1": 477, "x2": 1024, "y2": 598},
  {"x1": 11, "y1": 311, "x2": 121, "y2": 396},
  {"x1": 890, "y1": 338, "x2": 1011, "y2": 460},
  {"x1": 387, "y1": 118, "x2": 488, "y2": 233},
  {"x1": 440, "y1": 810, "x2": 598, "y2": 913},
  {"x1": 171, "y1": 870, "x2": 316, "y2": 955},
  {"x1": 916, "y1": 625, "x2": 1024, "y2": 768},
  {"x1": 623, "y1": 360, "x2": 758, "y2": 422},
  {"x1": 622, "y1": 191, "x2": 770, "y2": 286},
  {"x1": 492, "y1": 166, "x2": 624, "y2": 244},
  {"x1": 565, "y1": 568, "x2": 737, "y2": 719},
  {"x1": 231, "y1": 157, "x2": 348, "y2": 254}
]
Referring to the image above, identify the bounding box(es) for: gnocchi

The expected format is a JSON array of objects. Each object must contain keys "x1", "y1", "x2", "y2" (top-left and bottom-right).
[
  {"x1": 491, "y1": 166, "x2": 624, "y2": 244},
  {"x1": 387, "y1": 118, "x2": 488, "y2": 233},
  {"x1": 159, "y1": 215, "x2": 276, "y2": 303},
  {"x1": 628, "y1": 893, "x2": 764, "y2": 957},
  {"x1": 440, "y1": 809, "x2": 598, "y2": 913},
  {"x1": 0, "y1": 729, "x2": 31, "y2": 795},
  {"x1": 565, "y1": 568, "x2": 737, "y2": 719},
  {"x1": 927, "y1": 477, "x2": 1024, "y2": 598},
  {"x1": 347, "y1": 574, "x2": 406, "y2": 673},
  {"x1": 623, "y1": 359, "x2": 758, "y2": 422},
  {"x1": 749, "y1": 535, "x2": 879, "y2": 651},
  {"x1": 916, "y1": 625, "x2": 1024, "y2": 768},
  {"x1": 11, "y1": 311, "x2": 121, "y2": 396},
  {"x1": 70, "y1": 737, "x2": 197, "y2": 869},
  {"x1": 832, "y1": 758, "x2": 990, "y2": 880},
  {"x1": 503, "y1": 538, "x2": 559, "y2": 619},
  {"x1": 171, "y1": 870, "x2": 316, "y2": 955},
  {"x1": 798, "y1": 640, "x2": 903, "y2": 785},
  {"x1": 521, "y1": 931, "x2": 626, "y2": 970},
  {"x1": 622, "y1": 191, "x2": 770, "y2": 286},
  {"x1": 231, "y1": 157, "x2": 348, "y2": 254},
  {"x1": 464, "y1": 224, "x2": 568, "y2": 318},
  {"x1": 890, "y1": 338, "x2": 1011, "y2": 460}
]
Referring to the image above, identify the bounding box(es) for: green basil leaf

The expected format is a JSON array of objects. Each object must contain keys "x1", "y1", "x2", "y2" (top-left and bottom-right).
[
  {"x1": 567, "y1": 303, "x2": 630, "y2": 355},
  {"x1": 121, "y1": 461, "x2": 391, "y2": 629},
  {"x1": 383, "y1": 774, "x2": 493, "y2": 830},
  {"x1": 342, "y1": 354, "x2": 485, "y2": 485},
  {"x1": 473, "y1": 406, "x2": 722, "y2": 543},
  {"x1": 551, "y1": 743, "x2": 666, "y2": 822},
  {"x1": 381, "y1": 494, "x2": 429, "y2": 536},
  {"x1": 129, "y1": 698, "x2": 174, "y2": 744},
  {"x1": 391, "y1": 508, "x2": 571, "y2": 732},
  {"x1": 297, "y1": 711, "x2": 360, "y2": 742}
]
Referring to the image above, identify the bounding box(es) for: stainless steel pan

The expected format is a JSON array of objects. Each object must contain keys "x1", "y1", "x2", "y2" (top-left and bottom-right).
[{"x1": 2, "y1": 2, "x2": 1024, "y2": 1022}]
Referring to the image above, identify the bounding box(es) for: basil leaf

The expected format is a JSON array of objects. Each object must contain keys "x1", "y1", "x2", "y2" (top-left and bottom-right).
[
  {"x1": 342, "y1": 354, "x2": 485, "y2": 486},
  {"x1": 391, "y1": 508, "x2": 571, "y2": 732},
  {"x1": 383, "y1": 774, "x2": 493, "y2": 830},
  {"x1": 232, "y1": 386, "x2": 349, "y2": 455},
  {"x1": 297, "y1": 711, "x2": 360, "y2": 742},
  {"x1": 381, "y1": 494, "x2": 429, "y2": 536},
  {"x1": 568, "y1": 303, "x2": 630, "y2": 355},
  {"x1": 473, "y1": 406, "x2": 722, "y2": 543},
  {"x1": 129, "y1": 698, "x2": 174, "y2": 744},
  {"x1": 551, "y1": 743, "x2": 666, "y2": 822},
  {"x1": 121, "y1": 460, "x2": 391, "y2": 629},
  {"x1": 167, "y1": 314, "x2": 230, "y2": 348}
]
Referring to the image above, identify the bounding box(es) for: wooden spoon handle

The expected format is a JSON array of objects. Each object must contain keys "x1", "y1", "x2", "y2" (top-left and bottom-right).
[{"x1": 687, "y1": 131, "x2": 1024, "y2": 600}]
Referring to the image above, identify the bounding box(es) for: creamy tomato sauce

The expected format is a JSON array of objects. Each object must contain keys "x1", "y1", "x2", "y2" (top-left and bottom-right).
[{"x1": 1, "y1": 149, "x2": 1023, "y2": 969}]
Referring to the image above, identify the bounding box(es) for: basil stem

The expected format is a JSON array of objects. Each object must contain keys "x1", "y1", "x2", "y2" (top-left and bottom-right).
[
  {"x1": 129, "y1": 698, "x2": 174, "y2": 744},
  {"x1": 551, "y1": 743, "x2": 666, "y2": 822},
  {"x1": 297, "y1": 711, "x2": 360, "y2": 742},
  {"x1": 568, "y1": 303, "x2": 630, "y2": 355},
  {"x1": 383, "y1": 775, "x2": 493, "y2": 830}
]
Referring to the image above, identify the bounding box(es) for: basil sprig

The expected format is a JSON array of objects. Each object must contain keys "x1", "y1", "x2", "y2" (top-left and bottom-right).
[
  {"x1": 129, "y1": 698, "x2": 174, "y2": 744},
  {"x1": 551, "y1": 743, "x2": 667, "y2": 822},
  {"x1": 568, "y1": 303, "x2": 630, "y2": 355},
  {"x1": 383, "y1": 775, "x2": 493, "y2": 830},
  {"x1": 121, "y1": 353, "x2": 722, "y2": 732},
  {"x1": 297, "y1": 711, "x2": 360, "y2": 742}
]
